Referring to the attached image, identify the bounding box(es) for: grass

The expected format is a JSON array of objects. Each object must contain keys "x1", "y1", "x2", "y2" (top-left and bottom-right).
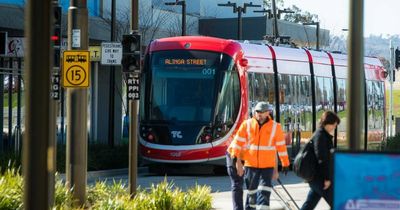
[
  {"x1": 386, "y1": 89, "x2": 400, "y2": 117},
  {"x1": 3, "y1": 92, "x2": 23, "y2": 108}
]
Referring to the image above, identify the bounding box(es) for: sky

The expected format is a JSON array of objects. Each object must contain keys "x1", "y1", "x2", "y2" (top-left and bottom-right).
[{"x1": 283, "y1": 0, "x2": 400, "y2": 37}]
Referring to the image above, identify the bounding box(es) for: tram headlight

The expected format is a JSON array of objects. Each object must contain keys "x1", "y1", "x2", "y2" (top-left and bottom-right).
[
  {"x1": 198, "y1": 126, "x2": 213, "y2": 143},
  {"x1": 141, "y1": 126, "x2": 157, "y2": 143}
]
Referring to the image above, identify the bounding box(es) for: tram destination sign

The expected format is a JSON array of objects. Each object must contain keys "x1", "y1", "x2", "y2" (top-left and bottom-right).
[{"x1": 163, "y1": 58, "x2": 208, "y2": 65}]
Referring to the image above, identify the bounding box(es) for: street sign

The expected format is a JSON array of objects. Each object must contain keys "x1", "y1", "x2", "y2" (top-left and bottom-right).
[
  {"x1": 51, "y1": 71, "x2": 61, "y2": 100},
  {"x1": 62, "y1": 50, "x2": 90, "y2": 88},
  {"x1": 127, "y1": 74, "x2": 140, "y2": 100},
  {"x1": 89, "y1": 46, "x2": 101, "y2": 62},
  {"x1": 101, "y1": 42, "x2": 122, "y2": 65}
]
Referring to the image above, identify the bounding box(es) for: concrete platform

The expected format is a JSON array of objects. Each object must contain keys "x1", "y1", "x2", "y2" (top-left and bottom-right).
[{"x1": 211, "y1": 171, "x2": 330, "y2": 210}]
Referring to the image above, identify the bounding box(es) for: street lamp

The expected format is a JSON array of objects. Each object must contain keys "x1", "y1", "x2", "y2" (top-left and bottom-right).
[
  {"x1": 165, "y1": 0, "x2": 186, "y2": 36},
  {"x1": 218, "y1": 1, "x2": 261, "y2": 40},
  {"x1": 303, "y1": 21, "x2": 320, "y2": 50}
]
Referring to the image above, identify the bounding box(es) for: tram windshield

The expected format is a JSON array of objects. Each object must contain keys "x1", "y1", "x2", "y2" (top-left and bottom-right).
[{"x1": 142, "y1": 50, "x2": 232, "y2": 123}]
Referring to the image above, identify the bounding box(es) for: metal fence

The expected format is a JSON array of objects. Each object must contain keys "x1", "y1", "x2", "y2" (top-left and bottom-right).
[{"x1": 0, "y1": 56, "x2": 23, "y2": 154}]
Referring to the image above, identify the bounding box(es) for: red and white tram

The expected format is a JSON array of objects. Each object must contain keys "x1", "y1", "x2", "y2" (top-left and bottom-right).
[{"x1": 138, "y1": 36, "x2": 386, "y2": 167}]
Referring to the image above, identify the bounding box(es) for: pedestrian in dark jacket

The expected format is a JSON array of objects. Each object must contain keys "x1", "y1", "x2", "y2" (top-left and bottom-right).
[{"x1": 300, "y1": 110, "x2": 340, "y2": 210}]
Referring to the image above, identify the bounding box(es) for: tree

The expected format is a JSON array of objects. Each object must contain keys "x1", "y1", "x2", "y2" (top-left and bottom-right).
[
  {"x1": 263, "y1": 0, "x2": 284, "y2": 8},
  {"x1": 283, "y1": 5, "x2": 319, "y2": 23},
  {"x1": 139, "y1": 1, "x2": 171, "y2": 44},
  {"x1": 165, "y1": 12, "x2": 197, "y2": 37}
]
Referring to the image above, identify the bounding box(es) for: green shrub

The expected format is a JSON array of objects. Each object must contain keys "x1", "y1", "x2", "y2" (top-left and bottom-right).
[
  {"x1": 0, "y1": 168, "x2": 213, "y2": 210},
  {"x1": 0, "y1": 167, "x2": 23, "y2": 210},
  {"x1": 382, "y1": 133, "x2": 400, "y2": 151},
  {"x1": 54, "y1": 175, "x2": 76, "y2": 209}
]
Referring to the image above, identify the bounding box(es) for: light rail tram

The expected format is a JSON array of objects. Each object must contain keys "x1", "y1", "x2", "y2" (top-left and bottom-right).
[{"x1": 138, "y1": 36, "x2": 386, "y2": 172}]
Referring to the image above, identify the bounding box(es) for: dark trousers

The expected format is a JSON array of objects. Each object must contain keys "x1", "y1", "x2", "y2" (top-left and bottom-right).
[
  {"x1": 226, "y1": 154, "x2": 244, "y2": 210},
  {"x1": 300, "y1": 178, "x2": 332, "y2": 210},
  {"x1": 244, "y1": 167, "x2": 273, "y2": 210}
]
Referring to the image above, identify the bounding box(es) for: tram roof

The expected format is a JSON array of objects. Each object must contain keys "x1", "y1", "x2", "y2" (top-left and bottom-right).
[{"x1": 148, "y1": 36, "x2": 242, "y2": 57}]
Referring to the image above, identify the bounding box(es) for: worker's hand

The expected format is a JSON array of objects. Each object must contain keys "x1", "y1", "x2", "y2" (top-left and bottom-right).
[
  {"x1": 235, "y1": 159, "x2": 244, "y2": 177},
  {"x1": 323, "y1": 180, "x2": 331, "y2": 190},
  {"x1": 272, "y1": 167, "x2": 279, "y2": 180},
  {"x1": 281, "y1": 166, "x2": 290, "y2": 176}
]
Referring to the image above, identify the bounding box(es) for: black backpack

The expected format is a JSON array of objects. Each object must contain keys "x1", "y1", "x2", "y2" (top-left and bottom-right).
[{"x1": 293, "y1": 140, "x2": 318, "y2": 182}]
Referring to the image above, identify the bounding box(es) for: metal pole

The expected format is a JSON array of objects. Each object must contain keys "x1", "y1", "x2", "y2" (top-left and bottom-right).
[
  {"x1": 347, "y1": 0, "x2": 364, "y2": 150},
  {"x1": 48, "y1": 71, "x2": 57, "y2": 207},
  {"x1": 271, "y1": 0, "x2": 279, "y2": 42},
  {"x1": 66, "y1": 0, "x2": 88, "y2": 205},
  {"x1": 0, "y1": 58, "x2": 3, "y2": 151},
  {"x1": 129, "y1": 0, "x2": 139, "y2": 196},
  {"x1": 23, "y1": 0, "x2": 51, "y2": 208},
  {"x1": 108, "y1": 0, "x2": 116, "y2": 147},
  {"x1": 182, "y1": 1, "x2": 186, "y2": 36},
  {"x1": 61, "y1": 85, "x2": 65, "y2": 144},
  {"x1": 237, "y1": 7, "x2": 242, "y2": 40},
  {"x1": 389, "y1": 41, "x2": 394, "y2": 137},
  {"x1": 16, "y1": 58, "x2": 22, "y2": 153},
  {"x1": 316, "y1": 22, "x2": 320, "y2": 50},
  {"x1": 8, "y1": 59, "x2": 13, "y2": 149}
]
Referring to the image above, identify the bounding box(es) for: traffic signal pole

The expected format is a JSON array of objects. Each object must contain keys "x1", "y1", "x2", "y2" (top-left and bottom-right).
[
  {"x1": 129, "y1": 0, "x2": 139, "y2": 196},
  {"x1": 389, "y1": 41, "x2": 394, "y2": 137},
  {"x1": 23, "y1": 0, "x2": 51, "y2": 209},
  {"x1": 49, "y1": 2, "x2": 62, "y2": 207},
  {"x1": 66, "y1": 0, "x2": 88, "y2": 205}
]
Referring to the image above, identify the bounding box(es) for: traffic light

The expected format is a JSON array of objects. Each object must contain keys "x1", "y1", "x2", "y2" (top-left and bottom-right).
[
  {"x1": 122, "y1": 33, "x2": 141, "y2": 73},
  {"x1": 395, "y1": 48, "x2": 400, "y2": 69},
  {"x1": 52, "y1": 5, "x2": 62, "y2": 67}
]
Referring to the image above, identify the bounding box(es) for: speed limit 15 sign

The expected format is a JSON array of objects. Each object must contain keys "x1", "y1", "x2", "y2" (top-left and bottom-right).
[{"x1": 62, "y1": 50, "x2": 90, "y2": 88}]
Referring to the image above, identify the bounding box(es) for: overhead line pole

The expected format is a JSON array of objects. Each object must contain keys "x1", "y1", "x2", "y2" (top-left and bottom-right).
[
  {"x1": 271, "y1": 0, "x2": 278, "y2": 43},
  {"x1": 66, "y1": 0, "x2": 88, "y2": 205},
  {"x1": 108, "y1": 0, "x2": 116, "y2": 147},
  {"x1": 217, "y1": 1, "x2": 260, "y2": 40},
  {"x1": 165, "y1": 1, "x2": 187, "y2": 36},
  {"x1": 347, "y1": 0, "x2": 364, "y2": 150},
  {"x1": 23, "y1": 0, "x2": 51, "y2": 209}
]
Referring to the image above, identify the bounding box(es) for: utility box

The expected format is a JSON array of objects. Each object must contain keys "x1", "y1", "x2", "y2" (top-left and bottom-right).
[{"x1": 396, "y1": 117, "x2": 400, "y2": 135}]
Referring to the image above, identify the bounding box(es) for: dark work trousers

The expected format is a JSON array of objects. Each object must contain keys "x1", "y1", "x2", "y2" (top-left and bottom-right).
[
  {"x1": 226, "y1": 153, "x2": 244, "y2": 210},
  {"x1": 244, "y1": 167, "x2": 273, "y2": 210},
  {"x1": 300, "y1": 178, "x2": 332, "y2": 210}
]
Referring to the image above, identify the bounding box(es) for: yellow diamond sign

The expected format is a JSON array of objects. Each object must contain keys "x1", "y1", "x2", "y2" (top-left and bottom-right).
[{"x1": 62, "y1": 50, "x2": 90, "y2": 88}]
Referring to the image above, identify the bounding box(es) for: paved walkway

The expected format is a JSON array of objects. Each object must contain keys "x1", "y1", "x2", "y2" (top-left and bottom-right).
[{"x1": 212, "y1": 171, "x2": 330, "y2": 210}]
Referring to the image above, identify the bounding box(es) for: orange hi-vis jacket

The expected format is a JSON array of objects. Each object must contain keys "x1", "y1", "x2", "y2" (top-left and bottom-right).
[{"x1": 228, "y1": 118, "x2": 290, "y2": 168}]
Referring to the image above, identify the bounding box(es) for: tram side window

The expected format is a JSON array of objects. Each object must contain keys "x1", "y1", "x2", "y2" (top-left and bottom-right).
[
  {"x1": 247, "y1": 72, "x2": 275, "y2": 117},
  {"x1": 367, "y1": 81, "x2": 384, "y2": 130},
  {"x1": 334, "y1": 77, "x2": 347, "y2": 148},
  {"x1": 215, "y1": 68, "x2": 240, "y2": 126},
  {"x1": 315, "y1": 77, "x2": 334, "y2": 121},
  {"x1": 279, "y1": 74, "x2": 312, "y2": 138}
]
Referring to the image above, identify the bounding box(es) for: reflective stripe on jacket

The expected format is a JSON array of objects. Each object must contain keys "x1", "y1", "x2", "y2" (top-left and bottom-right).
[{"x1": 229, "y1": 118, "x2": 289, "y2": 168}]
